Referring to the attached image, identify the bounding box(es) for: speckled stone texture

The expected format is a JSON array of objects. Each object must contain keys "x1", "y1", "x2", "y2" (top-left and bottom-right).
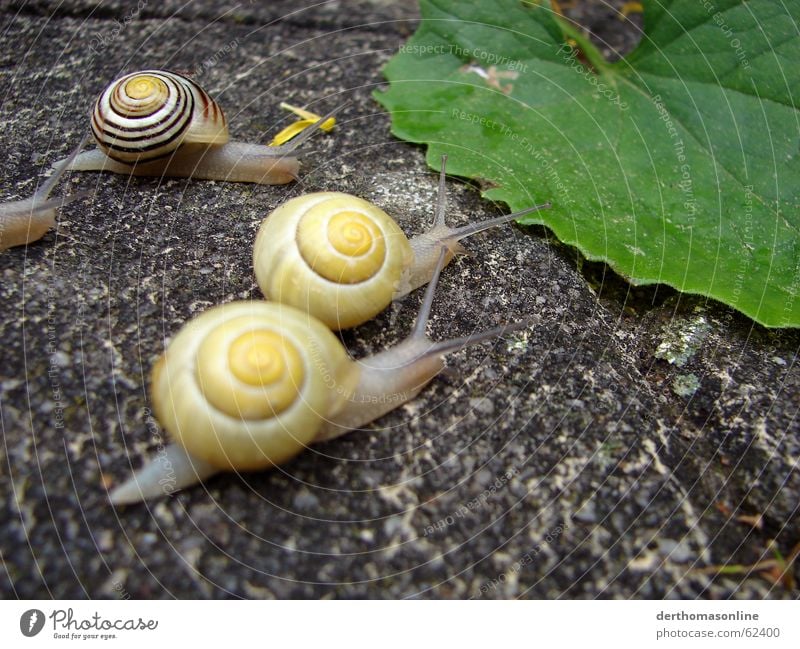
[{"x1": 0, "y1": 0, "x2": 797, "y2": 599}]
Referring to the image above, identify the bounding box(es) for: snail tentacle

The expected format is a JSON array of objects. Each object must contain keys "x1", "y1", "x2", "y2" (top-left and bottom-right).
[
  {"x1": 398, "y1": 155, "x2": 551, "y2": 298},
  {"x1": 262, "y1": 104, "x2": 344, "y2": 158},
  {"x1": 0, "y1": 136, "x2": 89, "y2": 252},
  {"x1": 315, "y1": 247, "x2": 535, "y2": 442}
]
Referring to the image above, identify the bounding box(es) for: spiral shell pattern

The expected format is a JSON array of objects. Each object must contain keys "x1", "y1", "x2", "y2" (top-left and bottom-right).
[
  {"x1": 91, "y1": 70, "x2": 229, "y2": 164},
  {"x1": 254, "y1": 193, "x2": 414, "y2": 330},
  {"x1": 151, "y1": 301, "x2": 358, "y2": 471}
]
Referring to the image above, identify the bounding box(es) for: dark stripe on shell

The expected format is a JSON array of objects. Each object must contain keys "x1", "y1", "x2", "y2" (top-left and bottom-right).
[
  {"x1": 100, "y1": 87, "x2": 189, "y2": 136},
  {"x1": 93, "y1": 70, "x2": 224, "y2": 163}
]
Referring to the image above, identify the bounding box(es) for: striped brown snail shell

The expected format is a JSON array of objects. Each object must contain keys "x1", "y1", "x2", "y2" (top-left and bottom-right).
[
  {"x1": 90, "y1": 70, "x2": 229, "y2": 164},
  {"x1": 58, "y1": 70, "x2": 336, "y2": 185}
]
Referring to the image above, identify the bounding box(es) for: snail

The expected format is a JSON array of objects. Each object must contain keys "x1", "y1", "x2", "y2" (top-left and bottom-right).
[
  {"x1": 0, "y1": 137, "x2": 89, "y2": 252},
  {"x1": 55, "y1": 70, "x2": 338, "y2": 185},
  {"x1": 109, "y1": 247, "x2": 531, "y2": 504},
  {"x1": 254, "y1": 155, "x2": 551, "y2": 329}
]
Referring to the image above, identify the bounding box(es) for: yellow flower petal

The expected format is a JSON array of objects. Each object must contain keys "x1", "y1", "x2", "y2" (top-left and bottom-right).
[
  {"x1": 269, "y1": 120, "x2": 314, "y2": 146},
  {"x1": 279, "y1": 102, "x2": 336, "y2": 129},
  {"x1": 620, "y1": 1, "x2": 643, "y2": 18},
  {"x1": 269, "y1": 103, "x2": 336, "y2": 146}
]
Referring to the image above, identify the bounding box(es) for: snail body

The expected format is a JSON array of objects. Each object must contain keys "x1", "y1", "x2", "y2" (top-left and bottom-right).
[
  {"x1": 58, "y1": 70, "x2": 334, "y2": 185},
  {"x1": 254, "y1": 155, "x2": 551, "y2": 329},
  {"x1": 0, "y1": 137, "x2": 88, "y2": 252},
  {"x1": 109, "y1": 248, "x2": 530, "y2": 504}
]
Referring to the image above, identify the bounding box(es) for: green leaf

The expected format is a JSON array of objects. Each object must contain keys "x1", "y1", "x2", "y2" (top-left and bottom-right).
[{"x1": 374, "y1": 0, "x2": 800, "y2": 327}]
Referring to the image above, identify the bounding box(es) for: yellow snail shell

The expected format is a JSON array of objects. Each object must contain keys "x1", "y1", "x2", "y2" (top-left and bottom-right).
[
  {"x1": 150, "y1": 300, "x2": 358, "y2": 471},
  {"x1": 254, "y1": 192, "x2": 413, "y2": 330}
]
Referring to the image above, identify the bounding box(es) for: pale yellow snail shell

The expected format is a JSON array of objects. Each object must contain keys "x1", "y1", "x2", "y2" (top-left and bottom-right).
[
  {"x1": 150, "y1": 301, "x2": 358, "y2": 471},
  {"x1": 254, "y1": 192, "x2": 414, "y2": 330}
]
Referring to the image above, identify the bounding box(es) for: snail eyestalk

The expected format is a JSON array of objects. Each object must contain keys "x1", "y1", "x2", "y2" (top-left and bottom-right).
[
  {"x1": 397, "y1": 154, "x2": 551, "y2": 299},
  {"x1": 0, "y1": 136, "x2": 89, "y2": 253}
]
